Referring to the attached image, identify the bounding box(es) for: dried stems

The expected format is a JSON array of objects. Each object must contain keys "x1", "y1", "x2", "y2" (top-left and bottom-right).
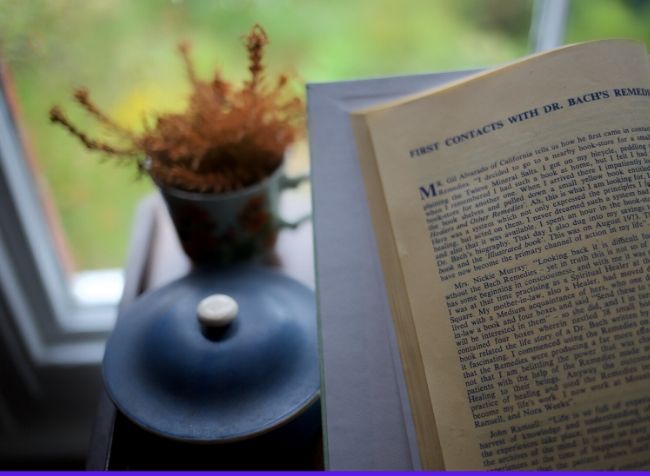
[
  {"x1": 49, "y1": 24, "x2": 303, "y2": 193},
  {"x1": 49, "y1": 106, "x2": 140, "y2": 158},
  {"x1": 244, "y1": 24, "x2": 268, "y2": 92}
]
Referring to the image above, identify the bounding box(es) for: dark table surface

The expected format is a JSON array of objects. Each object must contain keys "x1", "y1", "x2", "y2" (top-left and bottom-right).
[{"x1": 86, "y1": 195, "x2": 322, "y2": 470}]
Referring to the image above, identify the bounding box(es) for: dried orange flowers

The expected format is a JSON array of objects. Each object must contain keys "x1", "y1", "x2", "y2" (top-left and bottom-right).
[{"x1": 50, "y1": 25, "x2": 303, "y2": 193}]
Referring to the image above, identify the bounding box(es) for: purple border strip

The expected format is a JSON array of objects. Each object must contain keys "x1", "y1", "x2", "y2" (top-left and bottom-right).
[{"x1": 5, "y1": 471, "x2": 650, "y2": 475}]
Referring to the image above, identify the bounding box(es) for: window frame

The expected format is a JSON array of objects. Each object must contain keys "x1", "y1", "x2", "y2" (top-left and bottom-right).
[
  {"x1": 0, "y1": 67, "x2": 116, "y2": 366},
  {"x1": 530, "y1": 0, "x2": 569, "y2": 52}
]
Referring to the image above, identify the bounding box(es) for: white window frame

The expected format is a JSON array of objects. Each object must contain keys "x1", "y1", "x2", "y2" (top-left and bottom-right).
[
  {"x1": 530, "y1": 0, "x2": 569, "y2": 52},
  {"x1": 0, "y1": 76, "x2": 118, "y2": 367}
]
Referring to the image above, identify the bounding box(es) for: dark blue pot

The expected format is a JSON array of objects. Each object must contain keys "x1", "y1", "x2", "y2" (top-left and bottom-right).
[{"x1": 103, "y1": 265, "x2": 320, "y2": 443}]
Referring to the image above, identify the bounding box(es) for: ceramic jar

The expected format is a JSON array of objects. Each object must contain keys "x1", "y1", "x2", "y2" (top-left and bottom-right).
[{"x1": 158, "y1": 165, "x2": 308, "y2": 266}]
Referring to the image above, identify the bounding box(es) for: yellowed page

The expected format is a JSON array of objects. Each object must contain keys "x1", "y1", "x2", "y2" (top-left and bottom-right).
[{"x1": 357, "y1": 40, "x2": 650, "y2": 470}]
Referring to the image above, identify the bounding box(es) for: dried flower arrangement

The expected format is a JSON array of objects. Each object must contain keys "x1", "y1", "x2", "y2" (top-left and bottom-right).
[{"x1": 49, "y1": 25, "x2": 303, "y2": 194}]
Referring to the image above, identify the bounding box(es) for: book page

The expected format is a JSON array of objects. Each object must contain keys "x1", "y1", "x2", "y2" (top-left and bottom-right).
[{"x1": 356, "y1": 40, "x2": 650, "y2": 470}]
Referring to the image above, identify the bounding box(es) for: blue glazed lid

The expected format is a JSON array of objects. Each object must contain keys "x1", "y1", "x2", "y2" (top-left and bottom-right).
[{"x1": 102, "y1": 265, "x2": 319, "y2": 442}]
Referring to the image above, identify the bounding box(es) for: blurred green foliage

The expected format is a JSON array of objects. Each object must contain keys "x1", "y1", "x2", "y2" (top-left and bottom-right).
[
  {"x1": 0, "y1": 0, "x2": 647, "y2": 269},
  {"x1": 567, "y1": 0, "x2": 650, "y2": 46}
]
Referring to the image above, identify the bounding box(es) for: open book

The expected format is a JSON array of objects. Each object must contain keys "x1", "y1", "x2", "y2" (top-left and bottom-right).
[{"x1": 349, "y1": 40, "x2": 650, "y2": 470}]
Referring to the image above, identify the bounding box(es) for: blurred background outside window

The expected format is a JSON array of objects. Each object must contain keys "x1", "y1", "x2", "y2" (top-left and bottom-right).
[{"x1": 1, "y1": 0, "x2": 648, "y2": 297}]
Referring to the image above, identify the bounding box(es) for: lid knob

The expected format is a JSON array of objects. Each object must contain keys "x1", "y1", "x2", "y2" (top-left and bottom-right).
[{"x1": 197, "y1": 294, "x2": 238, "y2": 328}]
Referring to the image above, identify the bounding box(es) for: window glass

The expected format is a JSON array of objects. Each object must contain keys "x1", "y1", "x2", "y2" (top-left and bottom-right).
[
  {"x1": 566, "y1": 0, "x2": 650, "y2": 48},
  {"x1": 0, "y1": 0, "x2": 532, "y2": 270}
]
